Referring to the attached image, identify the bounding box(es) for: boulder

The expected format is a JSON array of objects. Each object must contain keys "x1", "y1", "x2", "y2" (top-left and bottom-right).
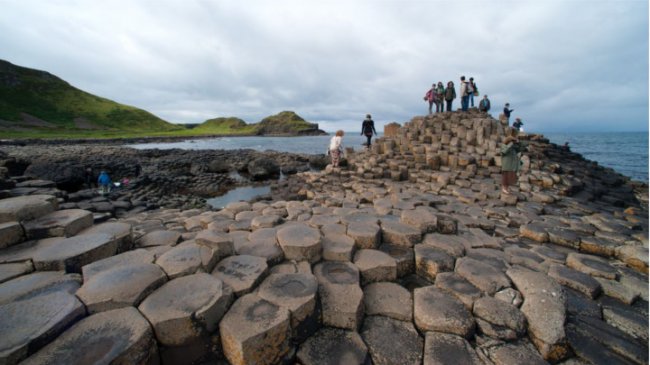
[
  {"x1": 247, "y1": 158, "x2": 280, "y2": 180},
  {"x1": 414, "y1": 285, "x2": 475, "y2": 338}
]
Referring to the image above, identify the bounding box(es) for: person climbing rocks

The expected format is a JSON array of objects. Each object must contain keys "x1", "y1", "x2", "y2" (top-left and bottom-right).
[
  {"x1": 97, "y1": 170, "x2": 112, "y2": 194},
  {"x1": 503, "y1": 103, "x2": 514, "y2": 124},
  {"x1": 500, "y1": 136, "x2": 521, "y2": 194},
  {"x1": 444, "y1": 81, "x2": 456, "y2": 112},
  {"x1": 423, "y1": 84, "x2": 437, "y2": 114},
  {"x1": 361, "y1": 114, "x2": 377, "y2": 149},
  {"x1": 479, "y1": 95, "x2": 491, "y2": 113},
  {"x1": 435, "y1": 82, "x2": 445, "y2": 112},
  {"x1": 329, "y1": 130, "x2": 344, "y2": 167}
]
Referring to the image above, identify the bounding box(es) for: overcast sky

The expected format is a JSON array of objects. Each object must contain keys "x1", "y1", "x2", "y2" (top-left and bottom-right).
[{"x1": 0, "y1": 0, "x2": 648, "y2": 132}]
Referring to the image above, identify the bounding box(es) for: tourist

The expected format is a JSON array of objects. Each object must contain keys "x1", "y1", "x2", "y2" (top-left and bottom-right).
[
  {"x1": 503, "y1": 103, "x2": 514, "y2": 124},
  {"x1": 329, "y1": 130, "x2": 344, "y2": 167},
  {"x1": 435, "y1": 82, "x2": 445, "y2": 112},
  {"x1": 361, "y1": 114, "x2": 377, "y2": 149},
  {"x1": 423, "y1": 84, "x2": 437, "y2": 114},
  {"x1": 444, "y1": 81, "x2": 456, "y2": 112},
  {"x1": 478, "y1": 95, "x2": 491, "y2": 113},
  {"x1": 460, "y1": 76, "x2": 470, "y2": 111},
  {"x1": 500, "y1": 136, "x2": 521, "y2": 194},
  {"x1": 512, "y1": 118, "x2": 524, "y2": 132},
  {"x1": 468, "y1": 77, "x2": 477, "y2": 107},
  {"x1": 97, "y1": 170, "x2": 112, "y2": 194}
]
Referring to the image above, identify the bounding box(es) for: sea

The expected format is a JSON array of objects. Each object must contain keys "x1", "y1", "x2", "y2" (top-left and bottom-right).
[{"x1": 128, "y1": 131, "x2": 648, "y2": 183}]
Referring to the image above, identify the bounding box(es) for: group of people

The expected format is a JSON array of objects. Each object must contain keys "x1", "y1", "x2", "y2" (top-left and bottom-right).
[
  {"x1": 327, "y1": 114, "x2": 378, "y2": 167},
  {"x1": 424, "y1": 76, "x2": 483, "y2": 114},
  {"x1": 84, "y1": 167, "x2": 137, "y2": 195}
]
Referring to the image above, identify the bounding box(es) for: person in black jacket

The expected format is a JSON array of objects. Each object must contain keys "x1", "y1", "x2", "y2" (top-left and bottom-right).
[
  {"x1": 503, "y1": 103, "x2": 514, "y2": 123},
  {"x1": 479, "y1": 95, "x2": 491, "y2": 113},
  {"x1": 361, "y1": 114, "x2": 377, "y2": 149}
]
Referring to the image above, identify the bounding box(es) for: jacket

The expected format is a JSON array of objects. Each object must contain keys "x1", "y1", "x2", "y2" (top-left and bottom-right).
[
  {"x1": 479, "y1": 98, "x2": 491, "y2": 112},
  {"x1": 444, "y1": 86, "x2": 456, "y2": 101},
  {"x1": 329, "y1": 135, "x2": 342, "y2": 151},
  {"x1": 504, "y1": 107, "x2": 513, "y2": 118},
  {"x1": 460, "y1": 81, "x2": 468, "y2": 96},
  {"x1": 424, "y1": 88, "x2": 436, "y2": 102},
  {"x1": 97, "y1": 172, "x2": 112, "y2": 186},
  {"x1": 361, "y1": 119, "x2": 377, "y2": 136},
  {"x1": 435, "y1": 85, "x2": 445, "y2": 97},
  {"x1": 500, "y1": 142, "x2": 520, "y2": 172}
]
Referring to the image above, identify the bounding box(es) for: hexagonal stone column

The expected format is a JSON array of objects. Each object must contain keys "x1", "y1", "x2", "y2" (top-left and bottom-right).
[
  {"x1": 20, "y1": 307, "x2": 158, "y2": 365},
  {"x1": 32, "y1": 233, "x2": 119, "y2": 273},
  {"x1": 212, "y1": 255, "x2": 268, "y2": 296},
  {"x1": 381, "y1": 221, "x2": 422, "y2": 247},
  {"x1": 156, "y1": 242, "x2": 218, "y2": 279},
  {"x1": 361, "y1": 316, "x2": 423, "y2": 365},
  {"x1": 81, "y1": 249, "x2": 154, "y2": 282},
  {"x1": 473, "y1": 296, "x2": 527, "y2": 340},
  {"x1": 276, "y1": 224, "x2": 322, "y2": 263},
  {"x1": 297, "y1": 328, "x2": 368, "y2": 365},
  {"x1": 219, "y1": 293, "x2": 291, "y2": 365},
  {"x1": 415, "y1": 244, "x2": 454, "y2": 282},
  {"x1": 137, "y1": 230, "x2": 181, "y2": 248},
  {"x1": 379, "y1": 243, "x2": 415, "y2": 277},
  {"x1": 0, "y1": 291, "x2": 85, "y2": 364},
  {"x1": 353, "y1": 249, "x2": 397, "y2": 285},
  {"x1": 363, "y1": 282, "x2": 413, "y2": 321},
  {"x1": 322, "y1": 233, "x2": 355, "y2": 261},
  {"x1": 0, "y1": 221, "x2": 24, "y2": 249},
  {"x1": 257, "y1": 272, "x2": 319, "y2": 342},
  {"x1": 347, "y1": 221, "x2": 380, "y2": 249},
  {"x1": 0, "y1": 271, "x2": 81, "y2": 305},
  {"x1": 0, "y1": 195, "x2": 57, "y2": 224},
  {"x1": 138, "y1": 273, "x2": 232, "y2": 347},
  {"x1": 23, "y1": 209, "x2": 93, "y2": 239},
  {"x1": 313, "y1": 261, "x2": 363, "y2": 330},
  {"x1": 423, "y1": 332, "x2": 482, "y2": 365},
  {"x1": 76, "y1": 262, "x2": 168, "y2": 313},
  {"x1": 455, "y1": 256, "x2": 511, "y2": 295},
  {"x1": 0, "y1": 261, "x2": 33, "y2": 284},
  {"x1": 414, "y1": 286, "x2": 475, "y2": 338},
  {"x1": 80, "y1": 221, "x2": 133, "y2": 253},
  {"x1": 195, "y1": 229, "x2": 234, "y2": 259}
]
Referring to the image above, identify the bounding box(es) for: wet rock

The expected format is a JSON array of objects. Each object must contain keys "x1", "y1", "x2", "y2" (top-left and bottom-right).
[
  {"x1": 0, "y1": 221, "x2": 24, "y2": 249},
  {"x1": 81, "y1": 248, "x2": 154, "y2": 282},
  {"x1": 0, "y1": 195, "x2": 58, "y2": 224},
  {"x1": 76, "y1": 262, "x2": 167, "y2": 313},
  {"x1": 423, "y1": 332, "x2": 482, "y2": 365},
  {"x1": 0, "y1": 291, "x2": 85, "y2": 365},
  {"x1": 548, "y1": 264, "x2": 602, "y2": 299},
  {"x1": 23, "y1": 209, "x2": 93, "y2": 239},
  {"x1": 248, "y1": 157, "x2": 280, "y2": 180},
  {"x1": 31, "y1": 233, "x2": 119, "y2": 273},
  {"x1": 415, "y1": 244, "x2": 454, "y2": 282},
  {"x1": 156, "y1": 242, "x2": 218, "y2": 279},
  {"x1": 363, "y1": 282, "x2": 412, "y2": 321},
  {"x1": 353, "y1": 249, "x2": 397, "y2": 284},
  {"x1": 313, "y1": 261, "x2": 363, "y2": 330},
  {"x1": 20, "y1": 307, "x2": 158, "y2": 365},
  {"x1": 276, "y1": 224, "x2": 322, "y2": 263},
  {"x1": 296, "y1": 328, "x2": 368, "y2": 365},
  {"x1": 455, "y1": 256, "x2": 511, "y2": 295},
  {"x1": 138, "y1": 273, "x2": 232, "y2": 346},
  {"x1": 414, "y1": 285, "x2": 475, "y2": 338},
  {"x1": 473, "y1": 296, "x2": 527, "y2": 340},
  {"x1": 211, "y1": 255, "x2": 268, "y2": 296},
  {"x1": 361, "y1": 316, "x2": 423, "y2": 365},
  {"x1": 219, "y1": 293, "x2": 290, "y2": 365}
]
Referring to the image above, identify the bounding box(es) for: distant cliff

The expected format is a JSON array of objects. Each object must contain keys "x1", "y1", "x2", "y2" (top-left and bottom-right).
[{"x1": 194, "y1": 111, "x2": 327, "y2": 136}]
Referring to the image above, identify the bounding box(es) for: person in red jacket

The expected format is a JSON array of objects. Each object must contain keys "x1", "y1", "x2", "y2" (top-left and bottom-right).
[{"x1": 423, "y1": 83, "x2": 437, "y2": 114}]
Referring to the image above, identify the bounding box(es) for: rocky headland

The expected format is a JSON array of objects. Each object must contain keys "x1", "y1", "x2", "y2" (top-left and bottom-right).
[{"x1": 0, "y1": 108, "x2": 647, "y2": 365}]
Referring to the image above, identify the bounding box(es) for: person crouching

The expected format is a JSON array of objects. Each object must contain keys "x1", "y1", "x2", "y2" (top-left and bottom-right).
[
  {"x1": 500, "y1": 136, "x2": 521, "y2": 194},
  {"x1": 329, "y1": 130, "x2": 344, "y2": 167}
]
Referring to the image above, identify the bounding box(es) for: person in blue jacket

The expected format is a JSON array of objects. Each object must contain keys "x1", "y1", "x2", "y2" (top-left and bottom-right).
[{"x1": 97, "y1": 170, "x2": 112, "y2": 194}]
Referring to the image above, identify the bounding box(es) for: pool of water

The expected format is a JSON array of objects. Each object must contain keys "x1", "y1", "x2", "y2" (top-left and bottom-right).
[{"x1": 206, "y1": 185, "x2": 271, "y2": 209}]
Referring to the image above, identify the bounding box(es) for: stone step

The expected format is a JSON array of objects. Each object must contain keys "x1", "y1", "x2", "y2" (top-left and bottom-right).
[
  {"x1": 0, "y1": 195, "x2": 58, "y2": 224},
  {"x1": 23, "y1": 209, "x2": 93, "y2": 240}
]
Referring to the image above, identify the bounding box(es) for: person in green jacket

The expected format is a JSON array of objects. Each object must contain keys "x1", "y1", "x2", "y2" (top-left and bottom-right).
[{"x1": 500, "y1": 136, "x2": 521, "y2": 194}]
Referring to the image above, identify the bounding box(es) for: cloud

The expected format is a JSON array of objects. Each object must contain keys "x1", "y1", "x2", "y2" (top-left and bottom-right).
[{"x1": 0, "y1": 0, "x2": 647, "y2": 132}]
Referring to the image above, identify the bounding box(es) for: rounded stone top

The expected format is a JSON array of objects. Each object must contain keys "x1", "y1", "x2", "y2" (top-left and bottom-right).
[
  {"x1": 276, "y1": 224, "x2": 321, "y2": 247},
  {"x1": 314, "y1": 261, "x2": 359, "y2": 285},
  {"x1": 258, "y1": 273, "x2": 318, "y2": 301},
  {"x1": 220, "y1": 293, "x2": 289, "y2": 337}
]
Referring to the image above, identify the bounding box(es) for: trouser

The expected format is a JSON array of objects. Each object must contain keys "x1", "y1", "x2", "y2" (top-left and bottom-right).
[
  {"x1": 330, "y1": 148, "x2": 341, "y2": 166},
  {"x1": 428, "y1": 101, "x2": 434, "y2": 114},
  {"x1": 469, "y1": 93, "x2": 474, "y2": 107},
  {"x1": 436, "y1": 100, "x2": 443, "y2": 112},
  {"x1": 446, "y1": 100, "x2": 453, "y2": 111},
  {"x1": 461, "y1": 95, "x2": 469, "y2": 111},
  {"x1": 365, "y1": 134, "x2": 372, "y2": 147}
]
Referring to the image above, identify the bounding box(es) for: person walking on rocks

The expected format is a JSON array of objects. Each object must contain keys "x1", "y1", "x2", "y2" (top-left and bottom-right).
[
  {"x1": 479, "y1": 95, "x2": 491, "y2": 113},
  {"x1": 329, "y1": 130, "x2": 344, "y2": 167},
  {"x1": 435, "y1": 82, "x2": 445, "y2": 112},
  {"x1": 500, "y1": 136, "x2": 521, "y2": 194},
  {"x1": 361, "y1": 114, "x2": 377, "y2": 149},
  {"x1": 423, "y1": 84, "x2": 437, "y2": 114},
  {"x1": 460, "y1": 76, "x2": 470, "y2": 111},
  {"x1": 503, "y1": 103, "x2": 514, "y2": 124},
  {"x1": 468, "y1": 77, "x2": 477, "y2": 107},
  {"x1": 444, "y1": 81, "x2": 456, "y2": 112},
  {"x1": 97, "y1": 170, "x2": 112, "y2": 194}
]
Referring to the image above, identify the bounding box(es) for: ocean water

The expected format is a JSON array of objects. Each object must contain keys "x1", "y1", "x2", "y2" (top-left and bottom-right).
[{"x1": 128, "y1": 131, "x2": 648, "y2": 183}]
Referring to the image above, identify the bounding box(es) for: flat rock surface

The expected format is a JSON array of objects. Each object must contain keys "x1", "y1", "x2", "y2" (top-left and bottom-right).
[
  {"x1": 363, "y1": 282, "x2": 413, "y2": 321},
  {"x1": 423, "y1": 332, "x2": 482, "y2": 365},
  {"x1": 0, "y1": 271, "x2": 81, "y2": 305},
  {"x1": 0, "y1": 195, "x2": 58, "y2": 224},
  {"x1": 414, "y1": 285, "x2": 475, "y2": 338},
  {"x1": 81, "y1": 249, "x2": 154, "y2": 282},
  {"x1": 212, "y1": 254, "x2": 268, "y2": 296},
  {"x1": 276, "y1": 224, "x2": 322, "y2": 263},
  {"x1": 361, "y1": 315, "x2": 423, "y2": 365},
  {"x1": 297, "y1": 327, "x2": 368, "y2": 365},
  {"x1": 23, "y1": 209, "x2": 93, "y2": 239},
  {"x1": 32, "y1": 233, "x2": 119, "y2": 273}
]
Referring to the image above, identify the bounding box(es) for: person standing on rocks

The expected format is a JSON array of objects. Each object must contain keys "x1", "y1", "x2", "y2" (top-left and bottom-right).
[
  {"x1": 423, "y1": 84, "x2": 437, "y2": 114},
  {"x1": 97, "y1": 170, "x2": 112, "y2": 194},
  {"x1": 460, "y1": 76, "x2": 470, "y2": 111},
  {"x1": 361, "y1": 114, "x2": 377, "y2": 149},
  {"x1": 84, "y1": 167, "x2": 95, "y2": 189},
  {"x1": 479, "y1": 95, "x2": 491, "y2": 113},
  {"x1": 444, "y1": 81, "x2": 456, "y2": 112},
  {"x1": 435, "y1": 82, "x2": 445, "y2": 112},
  {"x1": 512, "y1": 118, "x2": 524, "y2": 132},
  {"x1": 503, "y1": 103, "x2": 514, "y2": 124},
  {"x1": 469, "y1": 77, "x2": 477, "y2": 107},
  {"x1": 500, "y1": 136, "x2": 521, "y2": 194},
  {"x1": 329, "y1": 130, "x2": 344, "y2": 167}
]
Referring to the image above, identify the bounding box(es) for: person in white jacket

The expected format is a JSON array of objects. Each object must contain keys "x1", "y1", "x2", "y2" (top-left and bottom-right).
[{"x1": 329, "y1": 130, "x2": 344, "y2": 167}]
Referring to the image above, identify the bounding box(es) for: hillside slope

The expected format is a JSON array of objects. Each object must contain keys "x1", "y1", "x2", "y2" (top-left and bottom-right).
[{"x1": 194, "y1": 111, "x2": 326, "y2": 136}]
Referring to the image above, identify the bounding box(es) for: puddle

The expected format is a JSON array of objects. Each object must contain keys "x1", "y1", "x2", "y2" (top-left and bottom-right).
[{"x1": 206, "y1": 185, "x2": 271, "y2": 209}]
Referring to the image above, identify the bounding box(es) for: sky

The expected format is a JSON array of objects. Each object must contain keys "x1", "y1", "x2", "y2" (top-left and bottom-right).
[{"x1": 0, "y1": 0, "x2": 648, "y2": 133}]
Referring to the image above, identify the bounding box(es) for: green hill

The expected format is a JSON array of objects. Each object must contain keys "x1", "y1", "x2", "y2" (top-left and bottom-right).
[
  {"x1": 193, "y1": 111, "x2": 325, "y2": 136},
  {"x1": 0, "y1": 59, "x2": 181, "y2": 137},
  {"x1": 191, "y1": 117, "x2": 256, "y2": 135}
]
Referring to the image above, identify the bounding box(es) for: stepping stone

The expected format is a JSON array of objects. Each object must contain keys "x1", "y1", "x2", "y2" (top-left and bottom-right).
[
  {"x1": 76, "y1": 262, "x2": 167, "y2": 314},
  {"x1": 138, "y1": 273, "x2": 232, "y2": 347},
  {"x1": 235, "y1": 211, "x2": 257, "y2": 221},
  {"x1": 321, "y1": 233, "x2": 355, "y2": 261},
  {"x1": 296, "y1": 328, "x2": 368, "y2": 365},
  {"x1": 546, "y1": 227, "x2": 580, "y2": 249},
  {"x1": 313, "y1": 261, "x2": 363, "y2": 330},
  {"x1": 381, "y1": 221, "x2": 422, "y2": 247},
  {"x1": 219, "y1": 293, "x2": 291, "y2": 365},
  {"x1": 237, "y1": 240, "x2": 284, "y2": 265},
  {"x1": 194, "y1": 229, "x2": 235, "y2": 259},
  {"x1": 548, "y1": 264, "x2": 601, "y2": 299},
  {"x1": 580, "y1": 236, "x2": 620, "y2": 257},
  {"x1": 23, "y1": 209, "x2": 93, "y2": 239},
  {"x1": 361, "y1": 316, "x2": 423, "y2": 365},
  {"x1": 566, "y1": 252, "x2": 618, "y2": 279},
  {"x1": 0, "y1": 221, "x2": 24, "y2": 249},
  {"x1": 530, "y1": 245, "x2": 567, "y2": 263},
  {"x1": 0, "y1": 261, "x2": 33, "y2": 284},
  {"x1": 307, "y1": 214, "x2": 340, "y2": 228},
  {"x1": 473, "y1": 296, "x2": 527, "y2": 340},
  {"x1": 401, "y1": 208, "x2": 437, "y2": 233},
  {"x1": 455, "y1": 257, "x2": 511, "y2": 295},
  {"x1": 257, "y1": 273, "x2": 319, "y2": 342},
  {"x1": 276, "y1": 224, "x2": 322, "y2": 263},
  {"x1": 248, "y1": 227, "x2": 278, "y2": 243},
  {"x1": 465, "y1": 228, "x2": 504, "y2": 250},
  {"x1": 0, "y1": 195, "x2": 57, "y2": 224},
  {"x1": 504, "y1": 246, "x2": 546, "y2": 271},
  {"x1": 20, "y1": 307, "x2": 157, "y2": 365},
  {"x1": 415, "y1": 244, "x2": 454, "y2": 282},
  {"x1": 565, "y1": 288, "x2": 603, "y2": 319},
  {"x1": 156, "y1": 242, "x2": 218, "y2": 279},
  {"x1": 353, "y1": 249, "x2": 397, "y2": 285},
  {"x1": 0, "y1": 271, "x2": 80, "y2": 305},
  {"x1": 618, "y1": 269, "x2": 649, "y2": 301},
  {"x1": 212, "y1": 255, "x2": 268, "y2": 296},
  {"x1": 31, "y1": 233, "x2": 119, "y2": 273},
  {"x1": 434, "y1": 272, "x2": 483, "y2": 310},
  {"x1": 81, "y1": 249, "x2": 154, "y2": 282},
  {"x1": 466, "y1": 248, "x2": 509, "y2": 272},
  {"x1": 320, "y1": 223, "x2": 346, "y2": 236},
  {"x1": 422, "y1": 233, "x2": 466, "y2": 257},
  {"x1": 379, "y1": 243, "x2": 415, "y2": 277},
  {"x1": 346, "y1": 221, "x2": 380, "y2": 249},
  {"x1": 487, "y1": 340, "x2": 548, "y2": 365},
  {"x1": 414, "y1": 286, "x2": 475, "y2": 338},
  {"x1": 363, "y1": 282, "x2": 412, "y2": 321},
  {"x1": 225, "y1": 201, "x2": 252, "y2": 215},
  {"x1": 229, "y1": 219, "x2": 251, "y2": 232},
  {"x1": 506, "y1": 266, "x2": 569, "y2": 362},
  {"x1": 80, "y1": 221, "x2": 133, "y2": 253},
  {"x1": 137, "y1": 230, "x2": 181, "y2": 248},
  {"x1": 600, "y1": 297, "x2": 648, "y2": 342},
  {"x1": 519, "y1": 223, "x2": 549, "y2": 243},
  {"x1": 251, "y1": 215, "x2": 282, "y2": 230},
  {"x1": 595, "y1": 277, "x2": 639, "y2": 305},
  {"x1": 0, "y1": 291, "x2": 85, "y2": 364},
  {"x1": 616, "y1": 245, "x2": 649, "y2": 274},
  {"x1": 423, "y1": 332, "x2": 482, "y2": 365}
]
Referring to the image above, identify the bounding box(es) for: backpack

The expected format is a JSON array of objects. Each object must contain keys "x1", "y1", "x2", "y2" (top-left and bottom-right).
[{"x1": 466, "y1": 82, "x2": 473, "y2": 94}]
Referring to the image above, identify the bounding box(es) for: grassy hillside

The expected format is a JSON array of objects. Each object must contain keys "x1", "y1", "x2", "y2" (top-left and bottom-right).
[
  {"x1": 193, "y1": 111, "x2": 324, "y2": 136},
  {"x1": 191, "y1": 117, "x2": 257, "y2": 135},
  {"x1": 0, "y1": 59, "x2": 181, "y2": 136}
]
